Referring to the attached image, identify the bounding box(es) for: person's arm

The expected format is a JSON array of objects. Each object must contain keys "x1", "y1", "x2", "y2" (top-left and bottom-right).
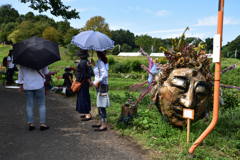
[
  {"x1": 90, "y1": 58, "x2": 95, "y2": 67},
  {"x1": 94, "y1": 61, "x2": 107, "y2": 87},
  {"x1": 86, "y1": 79, "x2": 93, "y2": 86},
  {"x1": 70, "y1": 67, "x2": 75, "y2": 72},
  {"x1": 7, "y1": 61, "x2": 9, "y2": 70},
  {"x1": 47, "y1": 69, "x2": 59, "y2": 76}
]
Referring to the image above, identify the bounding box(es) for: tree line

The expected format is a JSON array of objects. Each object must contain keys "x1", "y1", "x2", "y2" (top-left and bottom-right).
[{"x1": 0, "y1": 4, "x2": 238, "y2": 57}]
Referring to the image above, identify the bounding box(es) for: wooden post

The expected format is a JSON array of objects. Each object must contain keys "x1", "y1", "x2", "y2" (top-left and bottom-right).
[
  {"x1": 187, "y1": 119, "x2": 190, "y2": 143},
  {"x1": 183, "y1": 108, "x2": 194, "y2": 143}
]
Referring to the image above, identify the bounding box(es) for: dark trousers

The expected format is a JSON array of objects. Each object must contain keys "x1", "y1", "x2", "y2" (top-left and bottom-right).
[{"x1": 7, "y1": 68, "x2": 14, "y2": 84}]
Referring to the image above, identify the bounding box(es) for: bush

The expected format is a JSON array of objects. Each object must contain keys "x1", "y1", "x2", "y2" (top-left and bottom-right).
[
  {"x1": 130, "y1": 60, "x2": 142, "y2": 72},
  {"x1": 112, "y1": 45, "x2": 120, "y2": 55},
  {"x1": 112, "y1": 62, "x2": 123, "y2": 73},
  {"x1": 108, "y1": 56, "x2": 115, "y2": 66},
  {"x1": 121, "y1": 43, "x2": 132, "y2": 52},
  {"x1": 112, "y1": 61, "x2": 131, "y2": 73},
  {"x1": 221, "y1": 88, "x2": 240, "y2": 109}
]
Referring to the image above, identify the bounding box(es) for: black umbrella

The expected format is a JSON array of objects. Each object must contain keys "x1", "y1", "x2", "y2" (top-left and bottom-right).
[{"x1": 13, "y1": 36, "x2": 61, "y2": 70}]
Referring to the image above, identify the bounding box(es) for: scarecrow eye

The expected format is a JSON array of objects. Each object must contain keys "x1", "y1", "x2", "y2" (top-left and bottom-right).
[
  {"x1": 195, "y1": 81, "x2": 208, "y2": 96},
  {"x1": 171, "y1": 77, "x2": 188, "y2": 91}
]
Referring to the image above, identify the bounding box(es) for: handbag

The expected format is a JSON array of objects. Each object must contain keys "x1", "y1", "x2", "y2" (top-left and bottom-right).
[
  {"x1": 71, "y1": 78, "x2": 85, "y2": 93},
  {"x1": 96, "y1": 68, "x2": 110, "y2": 108},
  {"x1": 97, "y1": 84, "x2": 110, "y2": 108}
]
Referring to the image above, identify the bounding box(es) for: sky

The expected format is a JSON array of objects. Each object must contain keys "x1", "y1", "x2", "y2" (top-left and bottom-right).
[{"x1": 3, "y1": 0, "x2": 240, "y2": 46}]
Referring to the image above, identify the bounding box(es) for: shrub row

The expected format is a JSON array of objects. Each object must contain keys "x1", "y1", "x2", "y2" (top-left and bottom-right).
[{"x1": 108, "y1": 56, "x2": 168, "y2": 74}]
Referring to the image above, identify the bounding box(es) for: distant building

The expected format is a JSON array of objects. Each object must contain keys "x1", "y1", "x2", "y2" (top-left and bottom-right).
[
  {"x1": 117, "y1": 52, "x2": 142, "y2": 56},
  {"x1": 150, "y1": 52, "x2": 165, "y2": 57}
]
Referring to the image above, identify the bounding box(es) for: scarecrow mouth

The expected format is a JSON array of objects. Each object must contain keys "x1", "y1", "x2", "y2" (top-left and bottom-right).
[{"x1": 172, "y1": 105, "x2": 184, "y2": 119}]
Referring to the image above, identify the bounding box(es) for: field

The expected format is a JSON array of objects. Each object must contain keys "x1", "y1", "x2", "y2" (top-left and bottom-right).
[{"x1": 0, "y1": 45, "x2": 239, "y2": 159}]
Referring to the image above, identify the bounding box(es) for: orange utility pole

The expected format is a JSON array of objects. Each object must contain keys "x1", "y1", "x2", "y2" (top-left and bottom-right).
[{"x1": 189, "y1": 0, "x2": 224, "y2": 154}]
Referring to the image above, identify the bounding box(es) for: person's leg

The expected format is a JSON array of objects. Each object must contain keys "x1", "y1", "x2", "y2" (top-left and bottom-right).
[
  {"x1": 98, "y1": 107, "x2": 107, "y2": 129},
  {"x1": 99, "y1": 84, "x2": 108, "y2": 129},
  {"x1": 35, "y1": 87, "x2": 47, "y2": 126},
  {"x1": 95, "y1": 108, "x2": 102, "y2": 126},
  {"x1": 24, "y1": 90, "x2": 35, "y2": 125},
  {"x1": 95, "y1": 84, "x2": 108, "y2": 129},
  {"x1": 9, "y1": 69, "x2": 14, "y2": 84},
  {"x1": 6, "y1": 70, "x2": 10, "y2": 84}
]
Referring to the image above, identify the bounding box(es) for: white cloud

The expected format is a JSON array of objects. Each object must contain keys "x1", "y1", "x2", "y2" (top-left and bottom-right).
[
  {"x1": 145, "y1": 9, "x2": 152, "y2": 14},
  {"x1": 75, "y1": 7, "x2": 96, "y2": 12},
  {"x1": 154, "y1": 32, "x2": 206, "y2": 41},
  {"x1": 128, "y1": 6, "x2": 167, "y2": 15},
  {"x1": 120, "y1": 9, "x2": 130, "y2": 13},
  {"x1": 156, "y1": 10, "x2": 170, "y2": 16},
  {"x1": 194, "y1": 16, "x2": 240, "y2": 26},
  {"x1": 136, "y1": 28, "x2": 187, "y2": 35},
  {"x1": 128, "y1": 6, "x2": 134, "y2": 10},
  {"x1": 110, "y1": 22, "x2": 136, "y2": 31}
]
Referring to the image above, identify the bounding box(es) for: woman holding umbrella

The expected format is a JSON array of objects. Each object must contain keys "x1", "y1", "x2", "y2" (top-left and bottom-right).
[
  {"x1": 75, "y1": 49, "x2": 93, "y2": 121},
  {"x1": 90, "y1": 51, "x2": 109, "y2": 131}
]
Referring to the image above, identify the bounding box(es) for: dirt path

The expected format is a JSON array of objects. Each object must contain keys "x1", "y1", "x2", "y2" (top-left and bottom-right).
[{"x1": 0, "y1": 85, "x2": 151, "y2": 160}]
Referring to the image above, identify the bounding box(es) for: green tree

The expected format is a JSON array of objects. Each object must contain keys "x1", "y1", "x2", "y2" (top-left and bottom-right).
[
  {"x1": 16, "y1": 14, "x2": 26, "y2": 24},
  {"x1": 8, "y1": 29, "x2": 20, "y2": 44},
  {"x1": 111, "y1": 29, "x2": 135, "y2": 49},
  {"x1": 67, "y1": 43, "x2": 79, "y2": 59},
  {"x1": 121, "y1": 43, "x2": 132, "y2": 52},
  {"x1": 24, "y1": 12, "x2": 35, "y2": 21},
  {"x1": 228, "y1": 35, "x2": 240, "y2": 59},
  {"x1": 152, "y1": 38, "x2": 163, "y2": 52},
  {"x1": 82, "y1": 16, "x2": 111, "y2": 38},
  {"x1": 42, "y1": 27, "x2": 60, "y2": 43},
  {"x1": 161, "y1": 38, "x2": 172, "y2": 49},
  {"x1": 20, "y1": 0, "x2": 80, "y2": 20},
  {"x1": 0, "y1": 22, "x2": 18, "y2": 43},
  {"x1": 0, "y1": 4, "x2": 19, "y2": 26},
  {"x1": 56, "y1": 20, "x2": 71, "y2": 45},
  {"x1": 204, "y1": 38, "x2": 213, "y2": 51},
  {"x1": 64, "y1": 28, "x2": 80, "y2": 45},
  {"x1": 135, "y1": 34, "x2": 153, "y2": 53},
  {"x1": 57, "y1": 20, "x2": 71, "y2": 35},
  {"x1": 13, "y1": 20, "x2": 51, "y2": 43}
]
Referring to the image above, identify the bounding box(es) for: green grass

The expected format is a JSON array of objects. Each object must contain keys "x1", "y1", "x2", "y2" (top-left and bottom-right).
[{"x1": 1, "y1": 45, "x2": 240, "y2": 159}]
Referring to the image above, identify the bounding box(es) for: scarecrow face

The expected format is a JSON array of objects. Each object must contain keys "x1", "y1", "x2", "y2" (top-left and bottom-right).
[{"x1": 156, "y1": 68, "x2": 210, "y2": 126}]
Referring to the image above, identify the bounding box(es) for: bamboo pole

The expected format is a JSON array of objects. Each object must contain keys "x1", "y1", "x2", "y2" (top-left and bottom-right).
[{"x1": 189, "y1": 0, "x2": 224, "y2": 154}]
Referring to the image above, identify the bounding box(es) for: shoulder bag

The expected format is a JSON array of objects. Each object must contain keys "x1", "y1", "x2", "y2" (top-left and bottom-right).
[
  {"x1": 96, "y1": 68, "x2": 110, "y2": 108},
  {"x1": 71, "y1": 78, "x2": 85, "y2": 93}
]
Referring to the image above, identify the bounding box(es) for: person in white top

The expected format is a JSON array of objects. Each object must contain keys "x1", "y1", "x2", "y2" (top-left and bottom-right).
[
  {"x1": 7, "y1": 50, "x2": 15, "y2": 85},
  {"x1": 18, "y1": 65, "x2": 50, "y2": 131},
  {"x1": 90, "y1": 51, "x2": 109, "y2": 131}
]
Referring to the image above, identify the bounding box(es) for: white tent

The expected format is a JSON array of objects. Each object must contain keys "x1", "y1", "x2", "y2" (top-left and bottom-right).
[
  {"x1": 117, "y1": 52, "x2": 142, "y2": 56},
  {"x1": 150, "y1": 52, "x2": 165, "y2": 57}
]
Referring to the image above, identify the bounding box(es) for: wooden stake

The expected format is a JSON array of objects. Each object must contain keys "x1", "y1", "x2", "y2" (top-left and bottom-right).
[{"x1": 187, "y1": 119, "x2": 190, "y2": 143}]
